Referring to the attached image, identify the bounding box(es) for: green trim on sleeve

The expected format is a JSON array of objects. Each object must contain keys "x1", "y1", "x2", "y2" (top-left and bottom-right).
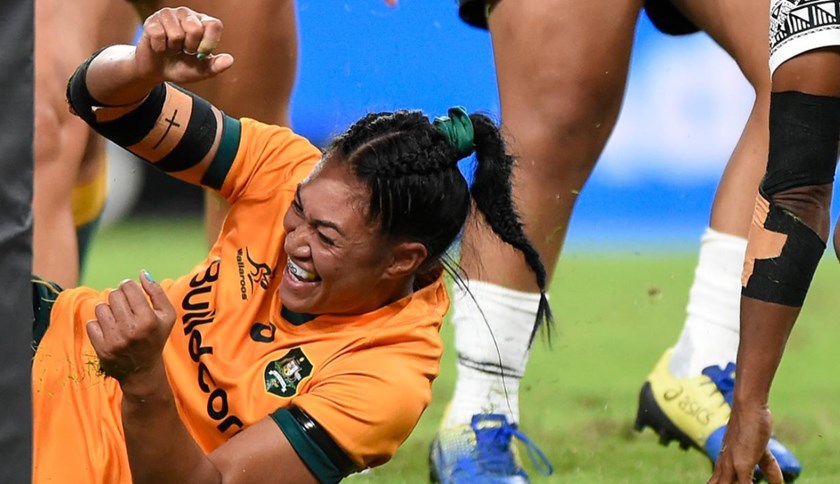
[
  {"x1": 200, "y1": 114, "x2": 241, "y2": 190},
  {"x1": 31, "y1": 276, "x2": 64, "y2": 350},
  {"x1": 271, "y1": 408, "x2": 345, "y2": 484}
]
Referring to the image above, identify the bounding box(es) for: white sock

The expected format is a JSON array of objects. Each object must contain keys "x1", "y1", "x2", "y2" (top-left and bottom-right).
[
  {"x1": 445, "y1": 280, "x2": 541, "y2": 427},
  {"x1": 670, "y1": 228, "x2": 745, "y2": 378}
]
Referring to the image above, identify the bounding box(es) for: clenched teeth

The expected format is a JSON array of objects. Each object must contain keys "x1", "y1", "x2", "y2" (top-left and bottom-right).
[{"x1": 287, "y1": 258, "x2": 320, "y2": 282}]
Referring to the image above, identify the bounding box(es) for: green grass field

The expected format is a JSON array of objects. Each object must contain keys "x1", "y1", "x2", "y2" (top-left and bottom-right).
[{"x1": 84, "y1": 217, "x2": 840, "y2": 483}]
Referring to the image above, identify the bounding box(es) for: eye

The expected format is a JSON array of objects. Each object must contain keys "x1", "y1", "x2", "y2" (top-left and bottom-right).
[
  {"x1": 291, "y1": 199, "x2": 303, "y2": 215},
  {"x1": 318, "y1": 232, "x2": 336, "y2": 246}
]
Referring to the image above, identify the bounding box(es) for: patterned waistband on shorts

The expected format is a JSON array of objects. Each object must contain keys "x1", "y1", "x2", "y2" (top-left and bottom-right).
[{"x1": 770, "y1": 0, "x2": 840, "y2": 73}]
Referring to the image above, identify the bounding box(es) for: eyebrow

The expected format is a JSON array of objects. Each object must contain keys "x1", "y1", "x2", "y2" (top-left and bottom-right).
[{"x1": 294, "y1": 185, "x2": 346, "y2": 237}]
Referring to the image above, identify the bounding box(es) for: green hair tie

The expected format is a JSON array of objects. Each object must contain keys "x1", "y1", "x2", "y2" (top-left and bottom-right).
[{"x1": 433, "y1": 106, "x2": 475, "y2": 157}]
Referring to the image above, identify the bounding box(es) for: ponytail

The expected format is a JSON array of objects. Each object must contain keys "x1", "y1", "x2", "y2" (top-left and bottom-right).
[{"x1": 466, "y1": 113, "x2": 553, "y2": 342}]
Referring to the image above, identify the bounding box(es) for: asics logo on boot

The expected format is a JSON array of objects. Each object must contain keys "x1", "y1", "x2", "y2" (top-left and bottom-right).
[
  {"x1": 662, "y1": 386, "x2": 683, "y2": 401},
  {"x1": 662, "y1": 386, "x2": 716, "y2": 426}
]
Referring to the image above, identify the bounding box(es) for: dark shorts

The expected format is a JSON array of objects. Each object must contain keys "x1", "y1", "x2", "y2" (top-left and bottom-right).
[
  {"x1": 457, "y1": 0, "x2": 699, "y2": 35},
  {"x1": 32, "y1": 276, "x2": 63, "y2": 351}
]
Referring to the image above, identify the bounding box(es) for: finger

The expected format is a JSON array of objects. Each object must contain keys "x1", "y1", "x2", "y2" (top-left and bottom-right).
[
  {"x1": 709, "y1": 456, "x2": 734, "y2": 484},
  {"x1": 708, "y1": 467, "x2": 734, "y2": 484},
  {"x1": 195, "y1": 14, "x2": 223, "y2": 58},
  {"x1": 92, "y1": 302, "x2": 123, "y2": 350},
  {"x1": 140, "y1": 270, "x2": 176, "y2": 324},
  {"x1": 108, "y1": 285, "x2": 134, "y2": 323},
  {"x1": 120, "y1": 279, "x2": 153, "y2": 319},
  {"x1": 735, "y1": 465, "x2": 755, "y2": 484},
  {"x1": 142, "y1": 14, "x2": 168, "y2": 53},
  {"x1": 158, "y1": 8, "x2": 186, "y2": 53},
  {"x1": 85, "y1": 319, "x2": 107, "y2": 357},
  {"x1": 179, "y1": 10, "x2": 204, "y2": 55},
  {"x1": 758, "y1": 449, "x2": 784, "y2": 484}
]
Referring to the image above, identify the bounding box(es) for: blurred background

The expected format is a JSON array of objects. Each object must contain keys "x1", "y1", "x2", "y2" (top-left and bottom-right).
[{"x1": 104, "y1": 1, "x2": 840, "y2": 253}]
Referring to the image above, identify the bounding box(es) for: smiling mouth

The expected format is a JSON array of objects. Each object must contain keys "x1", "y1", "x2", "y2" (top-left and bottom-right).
[{"x1": 287, "y1": 258, "x2": 321, "y2": 282}]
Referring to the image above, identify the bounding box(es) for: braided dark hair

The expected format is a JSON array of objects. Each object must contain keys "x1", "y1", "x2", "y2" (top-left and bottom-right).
[{"x1": 326, "y1": 110, "x2": 553, "y2": 336}]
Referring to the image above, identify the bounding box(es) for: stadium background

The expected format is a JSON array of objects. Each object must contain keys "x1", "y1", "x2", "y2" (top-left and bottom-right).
[
  {"x1": 103, "y1": 1, "x2": 840, "y2": 252},
  {"x1": 83, "y1": 3, "x2": 840, "y2": 481}
]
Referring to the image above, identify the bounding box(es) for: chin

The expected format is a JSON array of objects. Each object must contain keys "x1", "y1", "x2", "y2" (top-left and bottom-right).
[{"x1": 279, "y1": 284, "x2": 317, "y2": 314}]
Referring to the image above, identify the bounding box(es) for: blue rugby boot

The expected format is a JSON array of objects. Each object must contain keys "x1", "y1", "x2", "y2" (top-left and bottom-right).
[
  {"x1": 429, "y1": 414, "x2": 553, "y2": 483},
  {"x1": 635, "y1": 349, "x2": 801, "y2": 482}
]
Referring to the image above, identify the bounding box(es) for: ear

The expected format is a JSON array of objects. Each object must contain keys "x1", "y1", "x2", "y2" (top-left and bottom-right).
[{"x1": 385, "y1": 241, "x2": 428, "y2": 279}]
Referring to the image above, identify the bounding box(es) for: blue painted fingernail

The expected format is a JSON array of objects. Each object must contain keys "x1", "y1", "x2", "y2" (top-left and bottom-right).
[
  {"x1": 196, "y1": 52, "x2": 207, "y2": 61},
  {"x1": 142, "y1": 270, "x2": 155, "y2": 282}
]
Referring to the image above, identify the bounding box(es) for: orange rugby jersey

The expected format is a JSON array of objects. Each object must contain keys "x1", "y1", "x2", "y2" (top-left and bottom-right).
[{"x1": 32, "y1": 117, "x2": 448, "y2": 483}]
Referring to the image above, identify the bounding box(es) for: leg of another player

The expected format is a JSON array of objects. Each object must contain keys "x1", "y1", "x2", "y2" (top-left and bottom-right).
[
  {"x1": 712, "y1": 47, "x2": 840, "y2": 484},
  {"x1": 132, "y1": 0, "x2": 298, "y2": 245},
  {"x1": 666, "y1": 0, "x2": 770, "y2": 381},
  {"x1": 432, "y1": 0, "x2": 643, "y2": 481},
  {"x1": 73, "y1": 1, "x2": 140, "y2": 277},
  {"x1": 637, "y1": 1, "x2": 801, "y2": 479},
  {"x1": 834, "y1": 216, "x2": 840, "y2": 261},
  {"x1": 34, "y1": 0, "x2": 137, "y2": 288}
]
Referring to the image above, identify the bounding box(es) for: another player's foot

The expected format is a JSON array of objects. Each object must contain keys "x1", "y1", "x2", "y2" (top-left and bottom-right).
[
  {"x1": 635, "y1": 349, "x2": 801, "y2": 482},
  {"x1": 429, "y1": 414, "x2": 553, "y2": 483}
]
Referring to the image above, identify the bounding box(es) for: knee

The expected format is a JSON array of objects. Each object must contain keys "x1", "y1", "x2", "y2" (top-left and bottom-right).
[
  {"x1": 533, "y1": 81, "x2": 622, "y2": 139},
  {"x1": 34, "y1": 100, "x2": 62, "y2": 166},
  {"x1": 34, "y1": 96, "x2": 89, "y2": 206},
  {"x1": 505, "y1": 82, "x2": 624, "y2": 184},
  {"x1": 762, "y1": 91, "x2": 840, "y2": 237},
  {"x1": 739, "y1": 55, "x2": 772, "y2": 101},
  {"x1": 764, "y1": 184, "x2": 832, "y2": 232}
]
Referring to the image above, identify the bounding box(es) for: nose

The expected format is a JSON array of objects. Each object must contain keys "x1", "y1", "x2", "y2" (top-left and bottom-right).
[{"x1": 284, "y1": 226, "x2": 312, "y2": 259}]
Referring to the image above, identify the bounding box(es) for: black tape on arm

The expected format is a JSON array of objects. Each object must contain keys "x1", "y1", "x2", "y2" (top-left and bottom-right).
[
  {"x1": 68, "y1": 66, "x2": 220, "y2": 173},
  {"x1": 65, "y1": 47, "x2": 109, "y2": 127},
  {"x1": 151, "y1": 84, "x2": 217, "y2": 173},
  {"x1": 66, "y1": 53, "x2": 166, "y2": 148}
]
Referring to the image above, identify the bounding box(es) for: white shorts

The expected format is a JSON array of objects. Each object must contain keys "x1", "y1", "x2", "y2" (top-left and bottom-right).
[{"x1": 770, "y1": 0, "x2": 840, "y2": 74}]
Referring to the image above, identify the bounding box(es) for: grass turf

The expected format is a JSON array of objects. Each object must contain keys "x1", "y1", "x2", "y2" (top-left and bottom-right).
[{"x1": 83, "y1": 217, "x2": 840, "y2": 483}]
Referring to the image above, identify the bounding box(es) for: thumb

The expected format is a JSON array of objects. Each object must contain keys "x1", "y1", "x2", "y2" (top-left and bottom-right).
[
  {"x1": 758, "y1": 449, "x2": 784, "y2": 484},
  {"x1": 207, "y1": 53, "x2": 234, "y2": 75}
]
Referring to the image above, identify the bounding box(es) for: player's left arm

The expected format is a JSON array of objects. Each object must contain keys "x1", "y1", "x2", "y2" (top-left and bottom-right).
[
  {"x1": 89, "y1": 273, "x2": 319, "y2": 484},
  {"x1": 202, "y1": 342, "x2": 441, "y2": 484},
  {"x1": 289, "y1": 339, "x2": 442, "y2": 471}
]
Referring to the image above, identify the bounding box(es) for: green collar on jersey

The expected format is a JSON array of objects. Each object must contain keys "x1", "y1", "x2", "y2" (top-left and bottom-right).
[{"x1": 281, "y1": 305, "x2": 317, "y2": 326}]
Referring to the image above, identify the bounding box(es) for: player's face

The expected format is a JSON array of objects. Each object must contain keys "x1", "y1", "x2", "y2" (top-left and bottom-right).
[{"x1": 280, "y1": 160, "x2": 399, "y2": 315}]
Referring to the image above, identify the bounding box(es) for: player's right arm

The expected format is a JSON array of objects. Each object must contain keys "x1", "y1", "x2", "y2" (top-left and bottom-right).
[
  {"x1": 67, "y1": 6, "x2": 319, "y2": 205},
  {"x1": 66, "y1": 7, "x2": 234, "y2": 188}
]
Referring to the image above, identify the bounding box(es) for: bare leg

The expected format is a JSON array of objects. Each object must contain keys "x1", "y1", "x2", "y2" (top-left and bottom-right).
[
  {"x1": 34, "y1": 0, "x2": 137, "y2": 287},
  {"x1": 665, "y1": 0, "x2": 771, "y2": 377},
  {"x1": 638, "y1": 1, "x2": 800, "y2": 478},
  {"x1": 461, "y1": 0, "x2": 642, "y2": 290},
  {"x1": 435, "y1": 4, "x2": 643, "y2": 480},
  {"x1": 443, "y1": 0, "x2": 642, "y2": 433}
]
